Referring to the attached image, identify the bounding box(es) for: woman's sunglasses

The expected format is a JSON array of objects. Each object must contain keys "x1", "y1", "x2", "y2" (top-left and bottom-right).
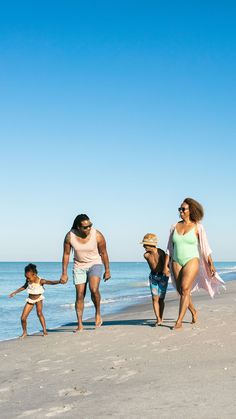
[{"x1": 178, "y1": 207, "x2": 189, "y2": 213}]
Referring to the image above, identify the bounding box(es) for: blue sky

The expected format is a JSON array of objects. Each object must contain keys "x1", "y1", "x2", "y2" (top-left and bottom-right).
[{"x1": 1, "y1": 1, "x2": 235, "y2": 261}]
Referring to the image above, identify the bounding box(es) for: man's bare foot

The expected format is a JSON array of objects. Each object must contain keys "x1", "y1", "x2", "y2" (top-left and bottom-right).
[
  {"x1": 95, "y1": 317, "x2": 103, "y2": 328},
  {"x1": 73, "y1": 326, "x2": 83, "y2": 333},
  {"x1": 19, "y1": 333, "x2": 27, "y2": 339},
  {"x1": 191, "y1": 310, "x2": 198, "y2": 324},
  {"x1": 172, "y1": 322, "x2": 183, "y2": 330}
]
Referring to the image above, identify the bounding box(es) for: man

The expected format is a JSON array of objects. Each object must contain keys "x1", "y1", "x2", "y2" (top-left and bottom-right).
[{"x1": 60, "y1": 214, "x2": 111, "y2": 332}]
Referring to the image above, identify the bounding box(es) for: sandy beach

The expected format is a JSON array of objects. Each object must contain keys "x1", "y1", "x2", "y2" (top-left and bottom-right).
[{"x1": 0, "y1": 281, "x2": 235, "y2": 419}]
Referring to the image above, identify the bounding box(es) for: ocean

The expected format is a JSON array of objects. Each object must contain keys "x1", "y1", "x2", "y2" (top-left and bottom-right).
[{"x1": 0, "y1": 261, "x2": 235, "y2": 341}]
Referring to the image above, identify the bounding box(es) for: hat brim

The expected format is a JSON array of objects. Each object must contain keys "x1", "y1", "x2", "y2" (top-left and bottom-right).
[{"x1": 139, "y1": 241, "x2": 157, "y2": 246}]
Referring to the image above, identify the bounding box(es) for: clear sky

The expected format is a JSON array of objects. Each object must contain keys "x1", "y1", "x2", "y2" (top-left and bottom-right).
[{"x1": 1, "y1": 1, "x2": 236, "y2": 262}]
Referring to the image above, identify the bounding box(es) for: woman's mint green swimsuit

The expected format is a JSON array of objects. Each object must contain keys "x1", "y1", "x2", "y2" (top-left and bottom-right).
[{"x1": 172, "y1": 227, "x2": 199, "y2": 267}]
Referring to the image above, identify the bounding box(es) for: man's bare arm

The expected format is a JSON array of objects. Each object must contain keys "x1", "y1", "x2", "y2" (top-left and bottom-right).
[
  {"x1": 97, "y1": 231, "x2": 111, "y2": 281},
  {"x1": 60, "y1": 232, "x2": 71, "y2": 283}
]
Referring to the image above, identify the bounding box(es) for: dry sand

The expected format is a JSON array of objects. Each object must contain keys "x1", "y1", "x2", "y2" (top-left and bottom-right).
[{"x1": 0, "y1": 281, "x2": 236, "y2": 419}]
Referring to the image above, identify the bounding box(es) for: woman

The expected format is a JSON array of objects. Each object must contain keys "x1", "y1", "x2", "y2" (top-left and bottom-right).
[{"x1": 163, "y1": 198, "x2": 225, "y2": 330}]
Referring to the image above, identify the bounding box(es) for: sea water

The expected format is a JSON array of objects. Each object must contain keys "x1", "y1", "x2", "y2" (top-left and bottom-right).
[{"x1": 0, "y1": 261, "x2": 235, "y2": 341}]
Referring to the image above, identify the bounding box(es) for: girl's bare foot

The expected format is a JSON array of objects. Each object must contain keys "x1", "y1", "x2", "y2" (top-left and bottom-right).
[
  {"x1": 19, "y1": 333, "x2": 27, "y2": 339},
  {"x1": 191, "y1": 310, "x2": 198, "y2": 324},
  {"x1": 73, "y1": 325, "x2": 83, "y2": 333}
]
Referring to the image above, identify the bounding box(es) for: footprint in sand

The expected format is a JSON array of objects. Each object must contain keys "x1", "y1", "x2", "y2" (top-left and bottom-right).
[
  {"x1": 45, "y1": 404, "x2": 74, "y2": 417},
  {"x1": 17, "y1": 408, "x2": 43, "y2": 417},
  {"x1": 0, "y1": 387, "x2": 10, "y2": 393},
  {"x1": 112, "y1": 358, "x2": 127, "y2": 367},
  {"x1": 58, "y1": 387, "x2": 92, "y2": 397},
  {"x1": 58, "y1": 369, "x2": 71, "y2": 375},
  {"x1": 93, "y1": 373, "x2": 119, "y2": 381},
  {"x1": 37, "y1": 367, "x2": 50, "y2": 372},
  {"x1": 116, "y1": 370, "x2": 137, "y2": 384},
  {"x1": 37, "y1": 359, "x2": 50, "y2": 364}
]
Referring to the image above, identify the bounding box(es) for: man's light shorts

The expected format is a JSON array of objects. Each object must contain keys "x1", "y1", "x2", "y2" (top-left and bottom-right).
[{"x1": 73, "y1": 264, "x2": 103, "y2": 285}]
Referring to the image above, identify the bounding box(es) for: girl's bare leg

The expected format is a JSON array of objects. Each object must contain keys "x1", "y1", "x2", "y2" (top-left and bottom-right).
[
  {"x1": 36, "y1": 301, "x2": 47, "y2": 336},
  {"x1": 174, "y1": 258, "x2": 199, "y2": 329},
  {"x1": 21, "y1": 303, "x2": 34, "y2": 338}
]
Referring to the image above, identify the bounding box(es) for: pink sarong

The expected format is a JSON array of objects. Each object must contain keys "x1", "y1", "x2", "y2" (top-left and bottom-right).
[{"x1": 166, "y1": 223, "x2": 226, "y2": 298}]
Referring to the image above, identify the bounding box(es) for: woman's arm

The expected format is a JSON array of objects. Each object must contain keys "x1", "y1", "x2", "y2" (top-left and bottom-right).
[
  {"x1": 207, "y1": 255, "x2": 216, "y2": 276},
  {"x1": 97, "y1": 231, "x2": 111, "y2": 281},
  {"x1": 60, "y1": 232, "x2": 71, "y2": 283},
  {"x1": 9, "y1": 282, "x2": 27, "y2": 297}
]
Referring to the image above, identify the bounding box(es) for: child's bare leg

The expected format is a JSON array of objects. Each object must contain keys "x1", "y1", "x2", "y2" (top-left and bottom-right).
[
  {"x1": 36, "y1": 301, "x2": 47, "y2": 336},
  {"x1": 159, "y1": 298, "x2": 165, "y2": 322},
  {"x1": 152, "y1": 295, "x2": 161, "y2": 325},
  {"x1": 21, "y1": 303, "x2": 34, "y2": 338}
]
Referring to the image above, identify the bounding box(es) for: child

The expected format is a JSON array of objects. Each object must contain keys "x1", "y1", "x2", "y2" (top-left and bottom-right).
[
  {"x1": 9, "y1": 263, "x2": 61, "y2": 338},
  {"x1": 140, "y1": 233, "x2": 169, "y2": 326}
]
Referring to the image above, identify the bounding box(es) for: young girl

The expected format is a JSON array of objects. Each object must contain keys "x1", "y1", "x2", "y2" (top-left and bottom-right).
[{"x1": 9, "y1": 263, "x2": 61, "y2": 338}]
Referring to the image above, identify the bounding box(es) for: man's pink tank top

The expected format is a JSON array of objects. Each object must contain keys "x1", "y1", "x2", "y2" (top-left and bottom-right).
[{"x1": 69, "y1": 227, "x2": 102, "y2": 269}]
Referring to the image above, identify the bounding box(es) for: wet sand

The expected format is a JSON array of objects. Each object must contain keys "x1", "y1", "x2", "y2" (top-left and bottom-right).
[{"x1": 0, "y1": 281, "x2": 235, "y2": 418}]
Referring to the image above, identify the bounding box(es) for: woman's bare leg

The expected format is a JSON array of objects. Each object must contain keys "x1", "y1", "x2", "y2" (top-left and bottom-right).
[
  {"x1": 21, "y1": 303, "x2": 34, "y2": 338},
  {"x1": 174, "y1": 258, "x2": 199, "y2": 329},
  {"x1": 172, "y1": 261, "x2": 198, "y2": 324}
]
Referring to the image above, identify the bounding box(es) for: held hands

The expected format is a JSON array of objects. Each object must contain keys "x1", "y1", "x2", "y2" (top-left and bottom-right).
[
  {"x1": 60, "y1": 274, "x2": 68, "y2": 284},
  {"x1": 163, "y1": 267, "x2": 170, "y2": 277},
  {"x1": 103, "y1": 270, "x2": 111, "y2": 282}
]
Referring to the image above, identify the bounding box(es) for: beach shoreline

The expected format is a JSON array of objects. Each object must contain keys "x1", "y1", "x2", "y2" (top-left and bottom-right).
[{"x1": 0, "y1": 281, "x2": 235, "y2": 418}]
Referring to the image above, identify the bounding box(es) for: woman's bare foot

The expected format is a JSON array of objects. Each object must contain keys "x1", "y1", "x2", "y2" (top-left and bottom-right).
[
  {"x1": 172, "y1": 322, "x2": 183, "y2": 330},
  {"x1": 73, "y1": 325, "x2": 83, "y2": 333},
  {"x1": 191, "y1": 310, "x2": 198, "y2": 324},
  {"x1": 19, "y1": 332, "x2": 27, "y2": 339},
  {"x1": 154, "y1": 320, "x2": 162, "y2": 327}
]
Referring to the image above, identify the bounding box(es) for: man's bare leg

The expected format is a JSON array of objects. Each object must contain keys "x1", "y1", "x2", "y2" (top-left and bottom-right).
[
  {"x1": 89, "y1": 276, "x2": 102, "y2": 327},
  {"x1": 74, "y1": 283, "x2": 87, "y2": 332}
]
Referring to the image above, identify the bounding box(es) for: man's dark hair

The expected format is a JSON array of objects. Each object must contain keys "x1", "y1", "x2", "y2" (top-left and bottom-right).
[
  {"x1": 71, "y1": 214, "x2": 90, "y2": 229},
  {"x1": 24, "y1": 263, "x2": 38, "y2": 274}
]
